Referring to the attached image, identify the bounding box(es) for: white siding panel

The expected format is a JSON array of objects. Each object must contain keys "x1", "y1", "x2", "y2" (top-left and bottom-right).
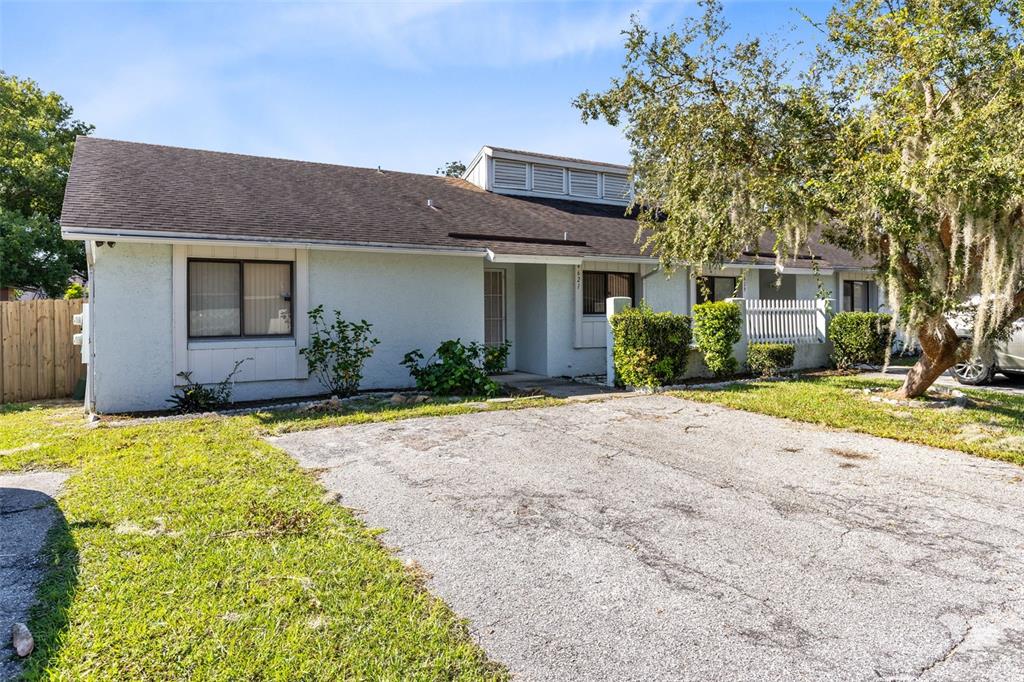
[
  {"x1": 493, "y1": 159, "x2": 528, "y2": 189},
  {"x1": 532, "y1": 164, "x2": 565, "y2": 194},
  {"x1": 568, "y1": 170, "x2": 599, "y2": 198},
  {"x1": 602, "y1": 173, "x2": 630, "y2": 200}
]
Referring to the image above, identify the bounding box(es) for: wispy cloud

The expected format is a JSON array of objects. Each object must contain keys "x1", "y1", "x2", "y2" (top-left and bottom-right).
[{"x1": 265, "y1": 1, "x2": 645, "y2": 70}]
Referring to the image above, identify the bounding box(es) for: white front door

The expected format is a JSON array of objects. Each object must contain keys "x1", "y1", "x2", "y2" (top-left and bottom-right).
[{"x1": 484, "y1": 269, "x2": 506, "y2": 347}]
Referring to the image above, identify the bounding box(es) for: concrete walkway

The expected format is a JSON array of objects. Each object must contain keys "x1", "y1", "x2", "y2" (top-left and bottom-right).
[
  {"x1": 493, "y1": 372, "x2": 622, "y2": 399},
  {"x1": 0, "y1": 471, "x2": 69, "y2": 679},
  {"x1": 272, "y1": 395, "x2": 1024, "y2": 681}
]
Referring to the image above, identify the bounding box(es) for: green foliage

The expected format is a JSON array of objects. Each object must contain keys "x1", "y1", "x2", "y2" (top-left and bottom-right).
[
  {"x1": 610, "y1": 303, "x2": 691, "y2": 388},
  {"x1": 402, "y1": 339, "x2": 500, "y2": 397},
  {"x1": 0, "y1": 208, "x2": 79, "y2": 297},
  {"x1": 828, "y1": 312, "x2": 893, "y2": 369},
  {"x1": 576, "y1": 0, "x2": 1024, "y2": 394},
  {"x1": 692, "y1": 301, "x2": 741, "y2": 376},
  {"x1": 299, "y1": 305, "x2": 380, "y2": 397},
  {"x1": 436, "y1": 160, "x2": 466, "y2": 177},
  {"x1": 1, "y1": 73, "x2": 93, "y2": 294},
  {"x1": 483, "y1": 340, "x2": 512, "y2": 374},
  {"x1": 747, "y1": 342, "x2": 795, "y2": 377},
  {"x1": 167, "y1": 358, "x2": 250, "y2": 413},
  {"x1": 63, "y1": 282, "x2": 86, "y2": 299}
]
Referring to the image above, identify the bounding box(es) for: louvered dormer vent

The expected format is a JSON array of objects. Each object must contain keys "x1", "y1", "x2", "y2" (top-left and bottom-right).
[
  {"x1": 568, "y1": 170, "x2": 600, "y2": 198},
  {"x1": 532, "y1": 165, "x2": 566, "y2": 194},
  {"x1": 602, "y1": 173, "x2": 630, "y2": 201},
  {"x1": 493, "y1": 159, "x2": 528, "y2": 190}
]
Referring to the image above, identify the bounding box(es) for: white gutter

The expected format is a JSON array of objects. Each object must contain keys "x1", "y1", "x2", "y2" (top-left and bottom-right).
[{"x1": 61, "y1": 228, "x2": 489, "y2": 258}]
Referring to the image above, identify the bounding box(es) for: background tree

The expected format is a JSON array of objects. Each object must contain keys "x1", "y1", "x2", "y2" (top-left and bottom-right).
[
  {"x1": 436, "y1": 160, "x2": 466, "y2": 177},
  {"x1": 575, "y1": 0, "x2": 1024, "y2": 398},
  {"x1": 0, "y1": 72, "x2": 93, "y2": 299}
]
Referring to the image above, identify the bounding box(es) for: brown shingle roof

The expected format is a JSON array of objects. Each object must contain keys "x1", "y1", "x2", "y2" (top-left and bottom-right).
[{"x1": 60, "y1": 137, "x2": 871, "y2": 268}]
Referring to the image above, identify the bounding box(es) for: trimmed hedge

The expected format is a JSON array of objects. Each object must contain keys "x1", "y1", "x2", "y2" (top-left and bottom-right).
[
  {"x1": 692, "y1": 301, "x2": 742, "y2": 376},
  {"x1": 748, "y1": 342, "x2": 795, "y2": 377},
  {"x1": 610, "y1": 303, "x2": 692, "y2": 388},
  {"x1": 827, "y1": 312, "x2": 893, "y2": 368}
]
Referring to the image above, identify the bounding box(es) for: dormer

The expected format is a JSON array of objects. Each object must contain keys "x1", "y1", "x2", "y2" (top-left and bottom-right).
[{"x1": 463, "y1": 146, "x2": 632, "y2": 206}]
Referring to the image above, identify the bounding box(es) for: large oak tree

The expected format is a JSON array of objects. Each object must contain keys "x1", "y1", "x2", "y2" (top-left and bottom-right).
[
  {"x1": 0, "y1": 73, "x2": 92, "y2": 299},
  {"x1": 576, "y1": 0, "x2": 1024, "y2": 398}
]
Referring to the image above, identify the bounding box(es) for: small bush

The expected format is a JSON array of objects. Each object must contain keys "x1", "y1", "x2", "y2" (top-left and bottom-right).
[
  {"x1": 168, "y1": 358, "x2": 250, "y2": 413},
  {"x1": 827, "y1": 312, "x2": 893, "y2": 368},
  {"x1": 300, "y1": 305, "x2": 380, "y2": 397},
  {"x1": 63, "y1": 282, "x2": 86, "y2": 300},
  {"x1": 692, "y1": 301, "x2": 742, "y2": 376},
  {"x1": 401, "y1": 339, "x2": 500, "y2": 397},
  {"x1": 610, "y1": 303, "x2": 692, "y2": 388},
  {"x1": 483, "y1": 340, "x2": 512, "y2": 374},
  {"x1": 747, "y1": 343, "x2": 795, "y2": 377}
]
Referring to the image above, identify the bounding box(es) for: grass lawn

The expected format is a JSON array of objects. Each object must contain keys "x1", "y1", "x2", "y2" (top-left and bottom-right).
[
  {"x1": 673, "y1": 375, "x2": 1024, "y2": 467},
  {"x1": 1, "y1": 396, "x2": 558, "y2": 680}
]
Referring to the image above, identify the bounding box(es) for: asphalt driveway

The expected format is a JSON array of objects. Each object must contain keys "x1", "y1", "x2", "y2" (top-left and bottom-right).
[{"x1": 272, "y1": 395, "x2": 1024, "y2": 681}]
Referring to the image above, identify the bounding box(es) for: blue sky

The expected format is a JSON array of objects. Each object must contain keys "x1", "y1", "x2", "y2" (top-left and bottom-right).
[{"x1": 1, "y1": 1, "x2": 828, "y2": 174}]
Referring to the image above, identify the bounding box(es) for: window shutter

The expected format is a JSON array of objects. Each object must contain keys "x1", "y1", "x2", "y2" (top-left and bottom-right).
[
  {"x1": 568, "y1": 170, "x2": 599, "y2": 198},
  {"x1": 532, "y1": 164, "x2": 565, "y2": 194},
  {"x1": 602, "y1": 173, "x2": 630, "y2": 200},
  {"x1": 493, "y1": 159, "x2": 528, "y2": 189}
]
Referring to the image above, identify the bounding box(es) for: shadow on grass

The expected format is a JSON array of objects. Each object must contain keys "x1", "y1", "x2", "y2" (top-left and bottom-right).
[{"x1": 17, "y1": 510, "x2": 88, "y2": 680}]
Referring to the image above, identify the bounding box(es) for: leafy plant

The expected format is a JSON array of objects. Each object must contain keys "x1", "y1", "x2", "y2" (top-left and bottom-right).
[
  {"x1": 167, "y1": 358, "x2": 250, "y2": 413},
  {"x1": 828, "y1": 312, "x2": 893, "y2": 369},
  {"x1": 610, "y1": 303, "x2": 691, "y2": 388},
  {"x1": 483, "y1": 340, "x2": 512, "y2": 375},
  {"x1": 576, "y1": 0, "x2": 1024, "y2": 398},
  {"x1": 401, "y1": 339, "x2": 500, "y2": 397},
  {"x1": 300, "y1": 305, "x2": 380, "y2": 397},
  {"x1": 63, "y1": 282, "x2": 86, "y2": 299},
  {"x1": 692, "y1": 301, "x2": 742, "y2": 376},
  {"x1": 747, "y1": 342, "x2": 795, "y2": 377}
]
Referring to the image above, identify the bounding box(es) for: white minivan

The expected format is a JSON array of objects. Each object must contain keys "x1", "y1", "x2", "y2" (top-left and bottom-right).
[{"x1": 950, "y1": 321, "x2": 1024, "y2": 385}]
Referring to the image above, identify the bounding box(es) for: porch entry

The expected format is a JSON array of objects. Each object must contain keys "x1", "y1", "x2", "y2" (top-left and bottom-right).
[{"x1": 484, "y1": 269, "x2": 506, "y2": 346}]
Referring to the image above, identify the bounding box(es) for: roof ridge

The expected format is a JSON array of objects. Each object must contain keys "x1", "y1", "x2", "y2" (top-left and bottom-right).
[{"x1": 76, "y1": 136, "x2": 449, "y2": 182}]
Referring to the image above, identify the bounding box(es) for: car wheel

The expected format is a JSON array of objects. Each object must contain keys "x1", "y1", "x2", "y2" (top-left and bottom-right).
[{"x1": 950, "y1": 358, "x2": 994, "y2": 385}]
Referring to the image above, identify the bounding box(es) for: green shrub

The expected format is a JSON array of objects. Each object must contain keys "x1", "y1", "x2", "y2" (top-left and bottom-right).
[
  {"x1": 747, "y1": 342, "x2": 795, "y2": 377},
  {"x1": 483, "y1": 340, "x2": 512, "y2": 374},
  {"x1": 692, "y1": 301, "x2": 742, "y2": 376},
  {"x1": 827, "y1": 312, "x2": 893, "y2": 368},
  {"x1": 63, "y1": 282, "x2": 86, "y2": 299},
  {"x1": 401, "y1": 339, "x2": 500, "y2": 397},
  {"x1": 167, "y1": 358, "x2": 250, "y2": 413},
  {"x1": 610, "y1": 303, "x2": 692, "y2": 388},
  {"x1": 300, "y1": 305, "x2": 380, "y2": 397}
]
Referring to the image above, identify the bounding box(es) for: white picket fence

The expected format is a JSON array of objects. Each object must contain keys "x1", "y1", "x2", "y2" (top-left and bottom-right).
[{"x1": 745, "y1": 299, "x2": 825, "y2": 344}]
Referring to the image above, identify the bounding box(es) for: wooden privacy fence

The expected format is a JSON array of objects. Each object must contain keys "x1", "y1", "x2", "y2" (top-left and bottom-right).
[
  {"x1": 1, "y1": 299, "x2": 85, "y2": 404},
  {"x1": 745, "y1": 299, "x2": 825, "y2": 344}
]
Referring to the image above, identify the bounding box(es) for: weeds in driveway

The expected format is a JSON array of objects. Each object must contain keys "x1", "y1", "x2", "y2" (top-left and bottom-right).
[
  {"x1": 672, "y1": 376, "x2": 1024, "y2": 467},
  {"x1": 0, "y1": 396, "x2": 566, "y2": 679}
]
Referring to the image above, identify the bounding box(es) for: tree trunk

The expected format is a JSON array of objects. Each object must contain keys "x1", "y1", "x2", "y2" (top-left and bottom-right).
[{"x1": 894, "y1": 316, "x2": 962, "y2": 399}]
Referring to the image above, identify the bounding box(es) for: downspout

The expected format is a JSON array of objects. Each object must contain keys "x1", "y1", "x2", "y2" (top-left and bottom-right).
[{"x1": 85, "y1": 240, "x2": 96, "y2": 414}]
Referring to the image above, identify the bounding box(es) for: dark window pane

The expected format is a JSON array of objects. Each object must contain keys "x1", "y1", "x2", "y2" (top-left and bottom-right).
[
  {"x1": 607, "y1": 273, "x2": 633, "y2": 300},
  {"x1": 714, "y1": 277, "x2": 737, "y2": 302},
  {"x1": 244, "y1": 262, "x2": 292, "y2": 335},
  {"x1": 696, "y1": 276, "x2": 736, "y2": 304},
  {"x1": 189, "y1": 261, "x2": 240, "y2": 336},
  {"x1": 844, "y1": 281, "x2": 870, "y2": 312},
  {"x1": 583, "y1": 271, "x2": 607, "y2": 314}
]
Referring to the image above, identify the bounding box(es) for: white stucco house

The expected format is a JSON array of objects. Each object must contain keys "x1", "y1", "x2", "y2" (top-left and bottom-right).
[{"x1": 60, "y1": 138, "x2": 879, "y2": 413}]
